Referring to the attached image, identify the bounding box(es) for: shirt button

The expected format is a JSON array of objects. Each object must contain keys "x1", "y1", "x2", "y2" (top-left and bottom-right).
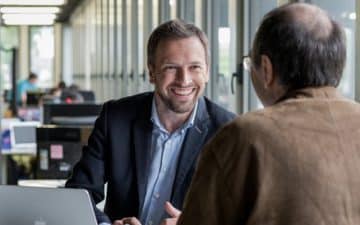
[
  {"x1": 154, "y1": 193, "x2": 160, "y2": 199},
  {"x1": 148, "y1": 221, "x2": 153, "y2": 225}
]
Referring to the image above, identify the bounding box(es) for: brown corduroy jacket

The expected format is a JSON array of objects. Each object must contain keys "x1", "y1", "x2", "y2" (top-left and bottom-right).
[{"x1": 178, "y1": 86, "x2": 360, "y2": 225}]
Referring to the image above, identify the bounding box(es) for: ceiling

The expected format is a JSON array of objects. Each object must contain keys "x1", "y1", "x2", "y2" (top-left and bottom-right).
[{"x1": 0, "y1": 0, "x2": 84, "y2": 25}]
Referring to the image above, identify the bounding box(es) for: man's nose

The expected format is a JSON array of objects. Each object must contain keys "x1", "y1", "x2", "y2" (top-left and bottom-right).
[{"x1": 176, "y1": 68, "x2": 192, "y2": 85}]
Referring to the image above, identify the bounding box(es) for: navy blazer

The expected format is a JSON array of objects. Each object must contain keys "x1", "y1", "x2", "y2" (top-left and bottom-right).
[{"x1": 66, "y1": 92, "x2": 236, "y2": 224}]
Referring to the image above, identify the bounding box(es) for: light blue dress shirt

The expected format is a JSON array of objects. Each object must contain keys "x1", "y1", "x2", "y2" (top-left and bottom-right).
[
  {"x1": 139, "y1": 98, "x2": 197, "y2": 225},
  {"x1": 99, "y1": 98, "x2": 197, "y2": 225}
]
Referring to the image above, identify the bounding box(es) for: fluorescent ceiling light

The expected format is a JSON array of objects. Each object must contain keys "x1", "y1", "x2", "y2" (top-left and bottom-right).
[
  {"x1": 0, "y1": 0, "x2": 65, "y2": 6},
  {"x1": 2, "y1": 13, "x2": 56, "y2": 25},
  {"x1": 2, "y1": 13, "x2": 56, "y2": 20},
  {"x1": 4, "y1": 18, "x2": 54, "y2": 25},
  {"x1": 0, "y1": 7, "x2": 60, "y2": 13}
]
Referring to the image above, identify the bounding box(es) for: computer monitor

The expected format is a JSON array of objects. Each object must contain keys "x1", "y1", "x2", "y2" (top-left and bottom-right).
[
  {"x1": 9, "y1": 121, "x2": 40, "y2": 149},
  {"x1": 79, "y1": 90, "x2": 95, "y2": 102},
  {"x1": 42, "y1": 103, "x2": 102, "y2": 126},
  {"x1": 26, "y1": 90, "x2": 45, "y2": 106}
]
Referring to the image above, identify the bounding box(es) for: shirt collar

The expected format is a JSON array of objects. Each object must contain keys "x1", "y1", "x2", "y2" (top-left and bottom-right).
[{"x1": 151, "y1": 96, "x2": 198, "y2": 134}]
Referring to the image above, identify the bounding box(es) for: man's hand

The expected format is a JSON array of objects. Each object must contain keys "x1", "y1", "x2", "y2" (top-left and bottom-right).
[
  {"x1": 112, "y1": 217, "x2": 142, "y2": 225},
  {"x1": 160, "y1": 201, "x2": 182, "y2": 225}
]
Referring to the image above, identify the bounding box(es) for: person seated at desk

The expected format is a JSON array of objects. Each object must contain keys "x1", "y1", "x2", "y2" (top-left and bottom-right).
[
  {"x1": 41, "y1": 81, "x2": 68, "y2": 104},
  {"x1": 41, "y1": 87, "x2": 62, "y2": 104},
  {"x1": 177, "y1": 3, "x2": 360, "y2": 225},
  {"x1": 66, "y1": 19, "x2": 236, "y2": 225},
  {"x1": 61, "y1": 84, "x2": 84, "y2": 103}
]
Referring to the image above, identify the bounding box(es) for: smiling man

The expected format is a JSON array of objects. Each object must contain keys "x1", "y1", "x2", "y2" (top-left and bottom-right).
[{"x1": 66, "y1": 19, "x2": 236, "y2": 225}]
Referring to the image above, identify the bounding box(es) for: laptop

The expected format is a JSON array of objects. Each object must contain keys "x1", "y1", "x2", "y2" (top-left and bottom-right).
[{"x1": 0, "y1": 185, "x2": 97, "y2": 225}]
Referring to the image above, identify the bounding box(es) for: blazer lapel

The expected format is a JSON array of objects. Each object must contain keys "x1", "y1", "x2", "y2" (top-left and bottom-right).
[
  {"x1": 133, "y1": 96, "x2": 153, "y2": 211},
  {"x1": 172, "y1": 97, "x2": 210, "y2": 202}
]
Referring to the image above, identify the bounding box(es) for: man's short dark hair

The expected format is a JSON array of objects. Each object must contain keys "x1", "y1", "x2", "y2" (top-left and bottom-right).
[
  {"x1": 147, "y1": 19, "x2": 209, "y2": 67},
  {"x1": 252, "y1": 3, "x2": 346, "y2": 90},
  {"x1": 28, "y1": 72, "x2": 38, "y2": 80}
]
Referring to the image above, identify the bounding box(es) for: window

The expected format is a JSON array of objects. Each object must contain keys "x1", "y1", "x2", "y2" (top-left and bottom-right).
[
  {"x1": 246, "y1": 0, "x2": 287, "y2": 112},
  {"x1": 310, "y1": 0, "x2": 356, "y2": 99},
  {"x1": 30, "y1": 26, "x2": 54, "y2": 88},
  {"x1": 0, "y1": 26, "x2": 19, "y2": 91},
  {"x1": 207, "y1": 0, "x2": 237, "y2": 112}
]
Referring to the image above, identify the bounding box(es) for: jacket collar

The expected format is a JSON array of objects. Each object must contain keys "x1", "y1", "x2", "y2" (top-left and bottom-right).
[{"x1": 171, "y1": 96, "x2": 211, "y2": 206}]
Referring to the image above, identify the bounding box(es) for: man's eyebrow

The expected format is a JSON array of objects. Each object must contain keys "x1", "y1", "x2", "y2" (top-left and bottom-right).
[
  {"x1": 161, "y1": 62, "x2": 179, "y2": 66},
  {"x1": 188, "y1": 61, "x2": 206, "y2": 65},
  {"x1": 160, "y1": 61, "x2": 205, "y2": 65}
]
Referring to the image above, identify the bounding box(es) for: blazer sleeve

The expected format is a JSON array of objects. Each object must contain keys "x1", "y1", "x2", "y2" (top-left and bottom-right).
[
  {"x1": 177, "y1": 121, "x2": 260, "y2": 225},
  {"x1": 66, "y1": 102, "x2": 111, "y2": 224}
]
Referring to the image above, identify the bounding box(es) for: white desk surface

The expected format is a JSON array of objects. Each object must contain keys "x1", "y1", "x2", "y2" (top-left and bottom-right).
[
  {"x1": 1, "y1": 148, "x2": 36, "y2": 155},
  {"x1": 18, "y1": 179, "x2": 67, "y2": 188}
]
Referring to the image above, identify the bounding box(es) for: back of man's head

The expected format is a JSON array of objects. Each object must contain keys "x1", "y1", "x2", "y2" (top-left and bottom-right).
[{"x1": 252, "y1": 3, "x2": 346, "y2": 91}]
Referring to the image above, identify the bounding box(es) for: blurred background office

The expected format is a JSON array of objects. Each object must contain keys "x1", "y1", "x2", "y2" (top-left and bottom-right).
[{"x1": 0, "y1": 0, "x2": 359, "y2": 187}]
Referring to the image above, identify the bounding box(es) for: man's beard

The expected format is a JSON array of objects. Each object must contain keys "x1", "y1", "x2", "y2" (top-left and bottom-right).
[{"x1": 158, "y1": 91, "x2": 197, "y2": 114}]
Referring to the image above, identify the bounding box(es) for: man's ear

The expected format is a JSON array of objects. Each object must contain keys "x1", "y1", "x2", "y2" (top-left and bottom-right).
[
  {"x1": 261, "y1": 55, "x2": 275, "y2": 89},
  {"x1": 148, "y1": 64, "x2": 155, "y2": 83}
]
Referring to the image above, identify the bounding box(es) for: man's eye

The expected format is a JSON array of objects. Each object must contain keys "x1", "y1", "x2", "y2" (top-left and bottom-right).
[
  {"x1": 190, "y1": 65, "x2": 202, "y2": 71},
  {"x1": 164, "y1": 66, "x2": 177, "y2": 72}
]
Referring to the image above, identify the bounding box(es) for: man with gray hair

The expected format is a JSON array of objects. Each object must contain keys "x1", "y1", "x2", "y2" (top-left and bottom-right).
[
  {"x1": 66, "y1": 19, "x2": 235, "y2": 225},
  {"x1": 177, "y1": 3, "x2": 360, "y2": 225}
]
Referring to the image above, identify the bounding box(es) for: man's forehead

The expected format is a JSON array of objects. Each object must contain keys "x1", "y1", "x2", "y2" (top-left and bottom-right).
[
  {"x1": 156, "y1": 36, "x2": 202, "y2": 48},
  {"x1": 155, "y1": 37, "x2": 206, "y2": 56}
]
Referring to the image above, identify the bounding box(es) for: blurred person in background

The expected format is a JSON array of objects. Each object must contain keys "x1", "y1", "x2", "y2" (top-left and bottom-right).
[{"x1": 16, "y1": 72, "x2": 38, "y2": 106}]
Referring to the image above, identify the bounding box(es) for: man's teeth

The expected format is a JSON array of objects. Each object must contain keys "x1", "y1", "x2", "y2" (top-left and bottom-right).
[{"x1": 172, "y1": 88, "x2": 193, "y2": 96}]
